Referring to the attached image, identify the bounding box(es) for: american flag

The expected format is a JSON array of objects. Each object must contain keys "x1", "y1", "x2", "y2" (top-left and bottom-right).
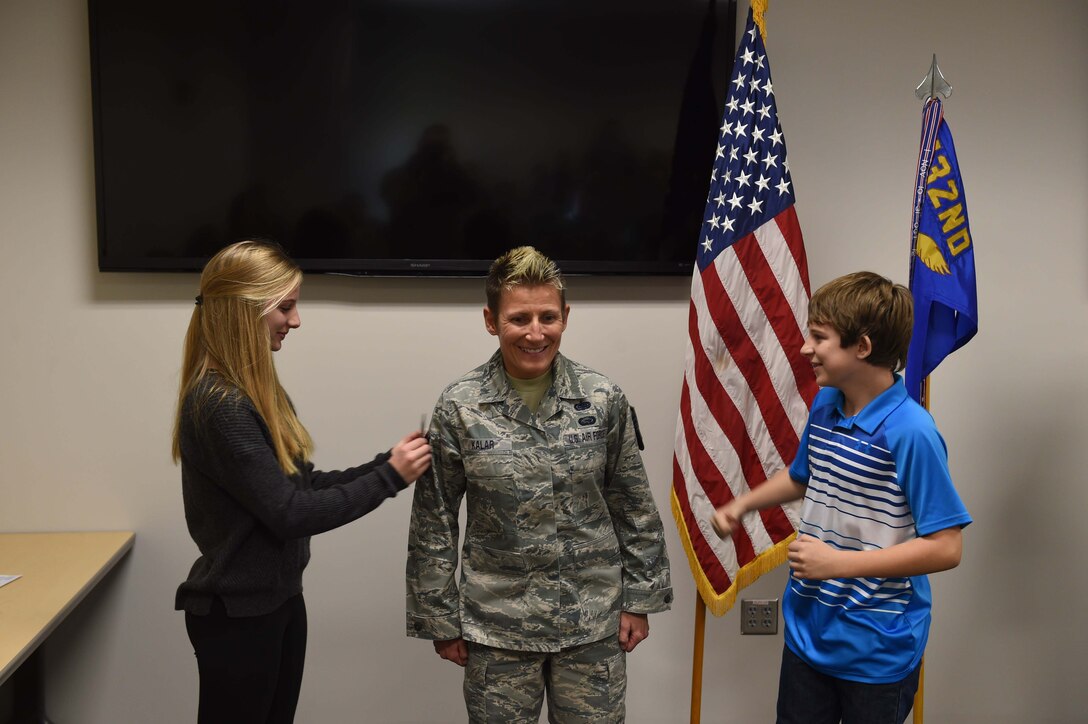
[{"x1": 671, "y1": 8, "x2": 818, "y2": 616}]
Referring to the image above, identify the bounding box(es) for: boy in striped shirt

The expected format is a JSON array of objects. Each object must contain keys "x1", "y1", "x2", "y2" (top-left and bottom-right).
[{"x1": 711, "y1": 271, "x2": 972, "y2": 724}]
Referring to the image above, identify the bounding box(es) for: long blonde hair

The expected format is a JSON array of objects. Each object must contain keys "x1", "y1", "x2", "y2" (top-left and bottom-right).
[{"x1": 171, "y1": 240, "x2": 314, "y2": 473}]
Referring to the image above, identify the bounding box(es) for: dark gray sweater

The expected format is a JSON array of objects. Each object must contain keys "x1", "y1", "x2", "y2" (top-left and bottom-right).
[{"x1": 176, "y1": 377, "x2": 406, "y2": 617}]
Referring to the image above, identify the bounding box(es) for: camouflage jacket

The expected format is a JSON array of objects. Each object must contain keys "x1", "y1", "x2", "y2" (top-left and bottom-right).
[{"x1": 406, "y1": 351, "x2": 672, "y2": 652}]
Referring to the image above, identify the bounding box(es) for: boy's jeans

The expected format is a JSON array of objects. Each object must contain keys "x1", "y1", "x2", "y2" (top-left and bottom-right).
[{"x1": 776, "y1": 645, "x2": 921, "y2": 724}]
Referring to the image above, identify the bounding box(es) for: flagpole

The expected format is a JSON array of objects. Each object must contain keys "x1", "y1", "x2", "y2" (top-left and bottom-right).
[
  {"x1": 690, "y1": 597, "x2": 707, "y2": 723},
  {"x1": 909, "y1": 54, "x2": 949, "y2": 724},
  {"x1": 678, "y1": 1, "x2": 817, "y2": 721},
  {"x1": 686, "y1": 0, "x2": 736, "y2": 718},
  {"x1": 911, "y1": 376, "x2": 930, "y2": 724},
  {"x1": 913, "y1": 657, "x2": 925, "y2": 723}
]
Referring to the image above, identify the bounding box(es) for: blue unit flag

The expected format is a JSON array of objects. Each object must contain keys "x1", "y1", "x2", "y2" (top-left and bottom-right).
[{"x1": 905, "y1": 98, "x2": 978, "y2": 402}]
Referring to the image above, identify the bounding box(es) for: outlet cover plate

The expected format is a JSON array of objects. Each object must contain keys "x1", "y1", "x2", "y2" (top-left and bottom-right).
[{"x1": 740, "y1": 598, "x2": 779, "y2": 635}]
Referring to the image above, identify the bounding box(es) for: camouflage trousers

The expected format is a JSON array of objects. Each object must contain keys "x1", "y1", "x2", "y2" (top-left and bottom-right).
[{"x1": 463, "y1": 636, "x2": 626, "y2": 723}]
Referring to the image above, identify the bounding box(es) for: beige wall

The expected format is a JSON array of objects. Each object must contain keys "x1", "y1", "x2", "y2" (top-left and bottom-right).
[{"x1": 1, "y1": 0, "x2": 1085, "y2": 721}]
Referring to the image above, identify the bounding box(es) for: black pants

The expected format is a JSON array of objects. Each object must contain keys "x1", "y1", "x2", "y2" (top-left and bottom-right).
[
  {"x1": 776, "y1": 645, "x2": 920, "y2": 724},
  {"x1": 185, "y1": 594, "x2": 307, "y2": 724}
]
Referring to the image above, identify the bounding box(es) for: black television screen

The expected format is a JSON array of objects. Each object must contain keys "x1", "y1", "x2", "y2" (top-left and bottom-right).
[{"x1": 89, "y1": 0, "x2": 737, "y2": 275}]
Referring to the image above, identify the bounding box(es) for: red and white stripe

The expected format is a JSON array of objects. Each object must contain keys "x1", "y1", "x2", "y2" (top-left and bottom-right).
[{"x1": 672, "y1": 206, "x2": 818, "y2": 611}]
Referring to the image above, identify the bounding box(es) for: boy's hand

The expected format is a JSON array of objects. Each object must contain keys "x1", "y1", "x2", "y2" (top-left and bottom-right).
[
  {"x1": 710, "y1": 500, "x2": 746, "y2": 539},
  {"x1": 788, "y1": 535, "x2": 841, "y2": 580}
]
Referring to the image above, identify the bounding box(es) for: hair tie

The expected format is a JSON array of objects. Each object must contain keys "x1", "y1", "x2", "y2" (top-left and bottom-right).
[{"x1": 195, "y1": 294, "x2": 204, "y2": 306}]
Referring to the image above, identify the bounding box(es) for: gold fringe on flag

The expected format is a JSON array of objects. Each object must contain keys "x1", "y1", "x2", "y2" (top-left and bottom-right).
[{"x1": 671, "y1": 488, "x2": 795, "y2": 617}]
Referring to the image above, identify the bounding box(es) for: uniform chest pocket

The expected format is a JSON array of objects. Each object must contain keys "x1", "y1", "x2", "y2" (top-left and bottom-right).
[
  {"x1": 563, "y1": 424, "x2": 607, "y2": 474},
  {"x1": 462, "y1": 449, "x2": 513, "y2": 479},
  {"x1": 568, "y1": 441, "x2": 606, "y2": 475}
]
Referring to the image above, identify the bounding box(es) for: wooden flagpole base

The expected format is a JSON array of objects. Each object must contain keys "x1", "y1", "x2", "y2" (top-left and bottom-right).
[
  {"x1": 913, "y1": 375, "x2": 929, "y2": 723},
  {"x1": 690, "y1": 596, "x2": 707, "y2": 724},
  {"x1": 913, "y1": 656, "x2": 925, "y2": 723}
]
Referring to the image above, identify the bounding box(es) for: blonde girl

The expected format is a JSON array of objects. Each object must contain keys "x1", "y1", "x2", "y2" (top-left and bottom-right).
[{"x1": 173, "y1": 240, "x2": 429, "y2": 724}]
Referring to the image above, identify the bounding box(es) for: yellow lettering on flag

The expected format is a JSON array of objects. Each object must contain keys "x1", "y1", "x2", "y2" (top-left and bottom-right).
[
  {"x1": 927, "y1": 180, "x2": 959, "y2": 209},
  {"x1": 938, "y1": 203, "x2": 966, "y2": 234},
  {"x1": 948, "y1": 227, "x2": 972, "y2": 256},
  {"x1": 927, "y1": 154, "x2": 951, "y2": 184}
]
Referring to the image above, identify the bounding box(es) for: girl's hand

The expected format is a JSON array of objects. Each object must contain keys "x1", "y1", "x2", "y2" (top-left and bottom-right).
[{"x1": 390, "y1": 431, "x2": 431, "y2": 484}]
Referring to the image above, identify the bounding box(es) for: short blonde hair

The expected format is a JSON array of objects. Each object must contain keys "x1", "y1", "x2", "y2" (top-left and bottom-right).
[
  {"x1": 808, "y1": 271, "x2": 914, "y2": 372},
  {"x1": 485, "y1": 246, "x2": 565, "y2": 312},
  {"x1": 172, "y1": 240, "x2": 313, "y2": 473}
]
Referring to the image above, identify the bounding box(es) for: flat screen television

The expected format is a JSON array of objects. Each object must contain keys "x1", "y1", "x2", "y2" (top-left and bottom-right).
[{"x1": 89, "y1": 0, "x2": 737, "y2": 275}]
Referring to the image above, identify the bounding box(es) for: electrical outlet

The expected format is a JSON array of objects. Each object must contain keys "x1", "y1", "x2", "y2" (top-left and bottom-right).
[{"x1": 740, "y1": 598, "x2": 779, "y2": 635}]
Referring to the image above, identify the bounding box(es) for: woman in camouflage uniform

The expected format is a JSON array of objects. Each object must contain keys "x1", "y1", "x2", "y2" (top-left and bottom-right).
[{"x1": 407, "y1": 246, "x2": 672, "y2": 723}]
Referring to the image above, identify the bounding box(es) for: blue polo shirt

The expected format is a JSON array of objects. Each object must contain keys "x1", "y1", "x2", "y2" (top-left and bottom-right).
[{"x1": 785, "y1": 377, "x2": 972, "y2": 684}]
